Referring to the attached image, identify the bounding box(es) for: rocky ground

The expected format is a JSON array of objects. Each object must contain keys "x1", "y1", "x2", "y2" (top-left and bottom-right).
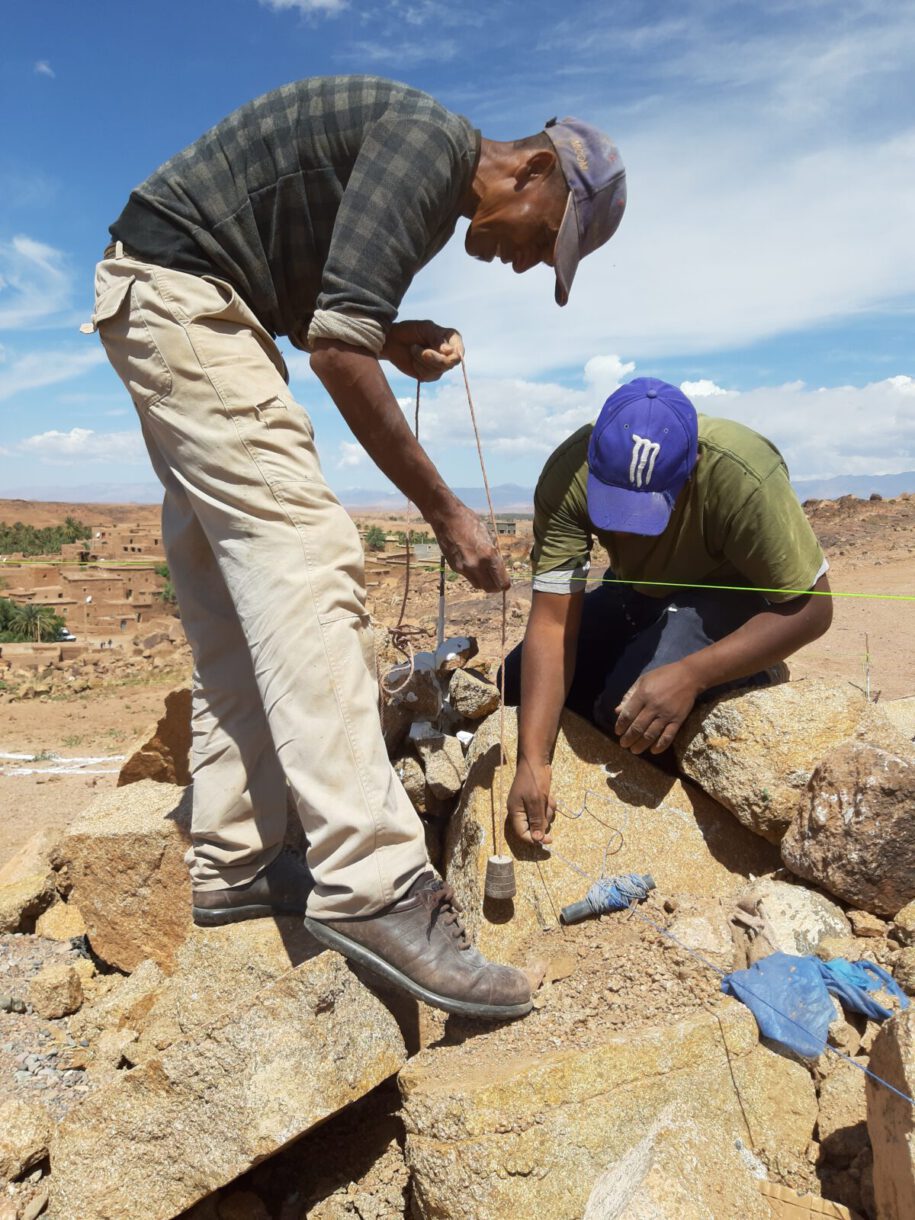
[{"x1": 0, "y1": 493, "x2": 914, "y2": 1219}]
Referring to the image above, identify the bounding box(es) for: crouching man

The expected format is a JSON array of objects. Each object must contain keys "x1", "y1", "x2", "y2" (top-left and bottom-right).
[{"x1": 503, "y1": 377, "x2": 832, "y2": 845}]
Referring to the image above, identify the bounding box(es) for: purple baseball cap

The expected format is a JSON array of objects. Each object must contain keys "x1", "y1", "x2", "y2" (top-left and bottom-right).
[
  {"x1": 544, "y1": 117, "x2": 627, "y2": 306},
  {"x1": 587, "y1": 378, "x2": 698, "y2": 536}
]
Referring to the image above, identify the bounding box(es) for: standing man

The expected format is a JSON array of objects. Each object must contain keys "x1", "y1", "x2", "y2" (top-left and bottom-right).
[
  {"x1": 504, "y1": 378, "x2": 832, "y2": 846},
  {"x1": 88, "y1": 75, "x2": 626, "y2": 1020}
]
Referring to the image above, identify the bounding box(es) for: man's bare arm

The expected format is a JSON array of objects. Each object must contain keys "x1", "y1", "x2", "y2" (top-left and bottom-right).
[
  {"x1": 506, "y1": 589, "x2": 584, "y2": 843},
  {"x1": 310, "y1": 338, "x2": 508, "y2": 592}
]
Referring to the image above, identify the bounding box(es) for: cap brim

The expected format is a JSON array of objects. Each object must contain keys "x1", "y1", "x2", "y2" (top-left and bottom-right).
[
  {"x1": 553, "y1": 193, "x2": 579, "y2": 307},
  {"x1": 586, "y1": 474, "x2": 673, "y2": 537}
]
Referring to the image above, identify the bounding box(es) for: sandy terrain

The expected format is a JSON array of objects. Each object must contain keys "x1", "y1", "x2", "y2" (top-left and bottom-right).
[{"x1": 1, "y1": 494, "x2": 912, "y2": 870}]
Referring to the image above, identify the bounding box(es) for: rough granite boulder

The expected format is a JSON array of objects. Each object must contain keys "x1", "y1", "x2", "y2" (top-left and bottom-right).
[
  {"x1": 0, "y1": 828, "x2": 59, "y2": 887},
  {"x1": 400, "y1": 1003, "x2": 816, "y2": 1220},
  {"x1": 57, "y1": 779, "x2": 306, "y2": 972},
  {"x1": 410, "y1": 723, "x2": 468, "y2": 799},
  {"x1": 49, "y1": 922, "x2": 408, "y2": 1220},
  {"x1": 0, "y1": 1098, "x2": 52, "y2": 1181},
  {"x1": 894, "y1": 948, "x2": 915, "y2": 997},
  {"x1": 117, "y1": 686, "x2": 192, "y2": 787},
  {"x1": 781, "y1": 742, "x2": 915, "y2": 916},
  {"x1": 741, "y1": 877, "x2": 850, "y2": 956},
  {"x1": 28, "y1": 961, "x2": 83, "y2": 1020},
  {"x1": 0, "y1": 872, "x2": 54, "y2": 934},
  {"x1": 448, "y1": 668, "x2": 501, "y2": 720},
  {"x1": 56, "y1": 780, "x2": 195, "y2": 972},
  {"x1": 817, "y1": 1058, "x2": 870, "y2": 1165},
  {"x1": 882, "y1": 696, "x2": 915, "y2": 743},
  {"x1": 34, "y1": 898, "x2": 86, "y2": 941},
  {"x1": 675, "y1": 681, "x2": 910, "y2": 842},
  {"x1": 445, "y1": 707, "x2": 778, "y2": 964},
  {"x1": 894, "y1": 901, "x2": 915, "y2": 946},
  {"x1": 867, "y1": 1008, "x2": 915, "y2": 1219}
]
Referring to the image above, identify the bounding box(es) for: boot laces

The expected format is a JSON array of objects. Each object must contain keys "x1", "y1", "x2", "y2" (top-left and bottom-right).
[{"x1": 418, "y1": 882, "x2": 471, "y2": 950}]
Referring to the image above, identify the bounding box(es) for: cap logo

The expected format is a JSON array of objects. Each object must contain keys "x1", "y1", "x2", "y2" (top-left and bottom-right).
[
  {"x1": 571, "y1": 137, "x2": 589, "y2": 171},
  {"x1": 629, "y1": 434, "x2": 660, "y2": 488}
]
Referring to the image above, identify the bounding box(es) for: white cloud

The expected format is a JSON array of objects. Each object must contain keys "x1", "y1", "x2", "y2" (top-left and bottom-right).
[
  {"x1": 34, "y1": 61, "x2": 55, "y2": 78},
  {"x1": 584, "y1": 355, "x2": 636, "y2": 402},
  {"x1": 680, "y1": 379, "x2": 735, "y2": 398},
  {"x1": 336, "y1": 440, "x2": 366, "y2": 468},
  {"x1": 0, "y1": 347, "x2": 106, "y2": 401},
  {"x1": 0, "y1": 236, "x2": 74, "y2": 330},
  {"x1": 259, "y1": 0, "x2": 346, "y2": 14},
  {"x1": 392, "y1": 358, "x2": 915, "y2": 485},
  {"x1": 347, "y1": 38, "x2": 458, "y2": 66},
  {"x1": 16, "y1": 428, "x2": 145, "y2": 466},
  {"x1": 704, "y1": 374, "x2": 915, "y2": 480}
]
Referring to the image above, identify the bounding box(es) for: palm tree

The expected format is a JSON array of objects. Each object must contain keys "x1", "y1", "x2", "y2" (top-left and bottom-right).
[{"x1": 8, "y1": 602, "x2": 61, "y2": 643}]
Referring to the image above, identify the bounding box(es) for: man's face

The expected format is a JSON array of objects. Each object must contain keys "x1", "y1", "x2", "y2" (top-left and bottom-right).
[{"x1": 465, "y1": 171, "x2": 567, "y2": 275}]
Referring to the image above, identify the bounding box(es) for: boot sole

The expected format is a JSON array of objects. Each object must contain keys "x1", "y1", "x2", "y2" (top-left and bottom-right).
[
  {"x1": 192, "y1": 902, "x2": 304, "y2": 927},
  {"x1": 303, "y1": 916, "x2": 533, "y2": 1021}
]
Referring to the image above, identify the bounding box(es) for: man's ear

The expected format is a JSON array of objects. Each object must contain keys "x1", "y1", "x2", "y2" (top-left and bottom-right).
[{"x1": 514, "y1": 148, "x2": 558, "y2": 186}]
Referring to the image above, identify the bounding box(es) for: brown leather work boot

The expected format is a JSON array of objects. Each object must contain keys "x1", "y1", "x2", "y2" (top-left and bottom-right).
[
  {"x1": 304, "y1": 873, "x2": 532, "y2": 1020},
  {"x1": 192, "y1": 850, "x2": 313, "y2": 926}
]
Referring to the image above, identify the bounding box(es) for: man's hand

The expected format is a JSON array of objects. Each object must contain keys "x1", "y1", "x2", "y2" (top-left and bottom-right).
[
  {"x1": 381, "y1": 320, "x2": 464, "y2": 382},
  {"x1": 506, "y1": 759, "x2": 555, "y2": 845},
  {"x1": 432, "y1": 501, "x2": 509, "y2": 592},
  {"x1": 614, "y1": 661, "x2": 702, "y2": 754}
]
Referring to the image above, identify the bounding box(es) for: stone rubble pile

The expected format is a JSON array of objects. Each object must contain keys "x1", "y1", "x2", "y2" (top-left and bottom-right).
[
  {"x1": 0, "y1": 622, "x2": 190, "y2": 703},
  {"x1": 381, "y1": 636, "x2": 502, "y2": 866},
  {"x1": 1, "y1": 671, "x2": 915, "y2": 1217}
]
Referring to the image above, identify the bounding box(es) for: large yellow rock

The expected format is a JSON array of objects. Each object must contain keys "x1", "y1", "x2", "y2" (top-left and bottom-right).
[
  {"x1": 0, "y1": 1098, "x2": 52, "y2": 1181},
  {"x1": 117, "y1": 686, "x2": 192, "y2": 787},
  {"x1": 56, "y1": 781, "x2": 194, "y2": 972},
  {"x1": 867, "y1": 1008, "x2": 915, "y2": 1219},
  {"x1": 49, "y1": 927, "x2": 408, "y2": 1220},
  {"x1": 445, "y1": 707, "x2": 778, "y2": 964},
  {"x1": 400, "y1": 1002, "x2": 816, "y2": 1220},
  {"x1": 57, "y1": 780, "x2": 308, "y2": 973},
  {"x1": 0, "y1": 828, "x2": 59, "y2": 886},
  {"x1": 0, "y1": 872, "x2": 54, "y2": 934},
  {"x1": 28, "y1": 961, "x2": 83, "y2": 1019},
  {"x1": 675, "y1": 680, "x2": 912, "y2": 842},
  {"x1": 34, "y1": 898, "x2": 86, "y2": 941}
]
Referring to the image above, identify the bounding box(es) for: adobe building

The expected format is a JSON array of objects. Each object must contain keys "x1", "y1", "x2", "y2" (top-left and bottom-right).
[{"x1": 1, "y1": 522, "x2": 170, "y2": 638}]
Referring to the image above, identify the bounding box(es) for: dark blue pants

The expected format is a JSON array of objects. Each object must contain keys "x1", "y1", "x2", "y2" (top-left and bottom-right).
[{"x1": 501, "y1": 583, "x2": 772, "y2": 735}]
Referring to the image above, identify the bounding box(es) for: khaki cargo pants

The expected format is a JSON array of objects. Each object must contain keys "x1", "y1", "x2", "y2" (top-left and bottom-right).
[{"x1": 89, "y1": 244, "x2": 427, "y2": 917}]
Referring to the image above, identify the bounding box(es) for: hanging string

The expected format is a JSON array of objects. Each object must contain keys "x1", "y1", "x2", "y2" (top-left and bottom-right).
[
  {"x1": 460, "y1": 356, "x2": 509, "y2": 857},
  {"x1": 380, "y1": 381, "x2": 424, "y2": 699}
]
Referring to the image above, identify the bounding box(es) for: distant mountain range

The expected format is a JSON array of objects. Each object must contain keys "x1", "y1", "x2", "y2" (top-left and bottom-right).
[
  {"x1": 3, "y1": 471, "x2": 915, "y2": 509},
  {"x1": 791, "y1": 471, "x2": 915, "y2": 501}
]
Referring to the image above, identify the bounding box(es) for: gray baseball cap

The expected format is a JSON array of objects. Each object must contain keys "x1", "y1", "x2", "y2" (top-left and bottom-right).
[{"x1": 544, "y1": 117, "x2": 627, "y2": 306}]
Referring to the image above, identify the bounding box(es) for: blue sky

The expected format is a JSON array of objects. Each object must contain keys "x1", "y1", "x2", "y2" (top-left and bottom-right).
[{"x1": 1, "y1": 0, "x2": 914, "y2": 500}]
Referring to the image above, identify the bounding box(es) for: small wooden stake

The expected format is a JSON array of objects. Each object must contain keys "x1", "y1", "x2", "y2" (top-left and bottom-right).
[{"x1": 485, "y1": 854, "x2": 516, "y2": 900}]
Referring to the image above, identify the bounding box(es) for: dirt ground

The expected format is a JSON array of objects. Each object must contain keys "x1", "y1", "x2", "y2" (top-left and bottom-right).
[{"x1": 1, "y1": 494, "x2": 913, "y2": 870}]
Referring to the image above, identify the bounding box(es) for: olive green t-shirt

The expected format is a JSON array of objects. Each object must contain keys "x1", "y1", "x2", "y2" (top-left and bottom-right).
[{"x1": 530, "y1": 415, "x2": 826, "y2": 602}]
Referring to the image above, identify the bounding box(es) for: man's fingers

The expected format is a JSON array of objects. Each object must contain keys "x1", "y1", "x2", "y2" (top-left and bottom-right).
[{"x1": 651, "y1": 721, "x2": 681, "y2": 754}]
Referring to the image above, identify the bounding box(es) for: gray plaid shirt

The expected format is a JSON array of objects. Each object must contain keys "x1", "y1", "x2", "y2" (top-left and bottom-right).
[{"x1": 110, "y1": 76, "x2": 479, "y2": 351}]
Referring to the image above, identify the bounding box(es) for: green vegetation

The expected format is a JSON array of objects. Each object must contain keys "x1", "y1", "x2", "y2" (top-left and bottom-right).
[
  {"x1": 0, "y1": 597, "x2": 67, "y2": 643},
  {"x1": 0, "y1": 516, "x2": 91, "y2": 557},
  {"x1": 394, "y1": 529, "x2": 431, "y2": 546},
  {"x1": 154, "y1": 562, "x2": 177, "y2": 605},
  {"x1": 365, "y1": 526, "x2": 387, "y2": 552}
]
